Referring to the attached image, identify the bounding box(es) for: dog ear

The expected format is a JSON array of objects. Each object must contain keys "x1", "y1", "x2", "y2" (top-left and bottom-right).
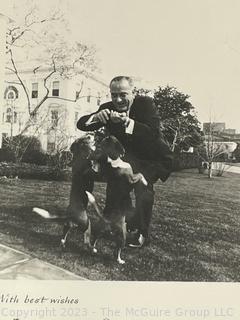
[
  {"x1": 70, "y1": 140, "x2": 78, "y2": 154},
  {"x1": 70, "y1": 137, "x2": 93, "y2": 159},
  {"x1": 70, "y1": 138, "x2": 86, "y2": 155}
]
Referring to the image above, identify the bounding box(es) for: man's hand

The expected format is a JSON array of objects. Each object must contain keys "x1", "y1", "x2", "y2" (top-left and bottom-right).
[
  {"x1": 110, "y1": 111, "x2": 130, "y2": 127},
  {"x1": 128, "y1": 173, "x2": 147, "y2": 185},
  {"x1": 92, "y1": 109, "x2": 130, "y2": 126},
  {"x1": 110, "y1": 110, "x2": 126, "y2": 123},
  {"x1": 93, "y1": 109, "x2": 110, "y2": 124}
]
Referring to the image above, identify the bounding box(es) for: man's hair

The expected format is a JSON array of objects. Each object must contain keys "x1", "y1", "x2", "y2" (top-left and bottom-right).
[{"x1": 109, "y1": 76, "x2": 134, "y2": 89}]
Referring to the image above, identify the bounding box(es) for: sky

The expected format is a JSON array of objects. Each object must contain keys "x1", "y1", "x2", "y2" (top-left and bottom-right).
[{"x1": 3, "y1": 0, "x2": 240, "y2": 132}]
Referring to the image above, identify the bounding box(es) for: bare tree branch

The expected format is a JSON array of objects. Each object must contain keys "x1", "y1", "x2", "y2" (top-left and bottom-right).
[
  {"x1": 6, "y1": 5, "x2": 97, "y2": 143},
  {"x1": 8, "y1": 49, "x2": 31, "y2": 114}
]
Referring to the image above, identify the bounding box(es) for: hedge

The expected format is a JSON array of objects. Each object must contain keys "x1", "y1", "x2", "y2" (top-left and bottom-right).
[
  {"x1": 173, "y1": 152, "x2": 200, "y2": 171},
  {"x1": 0, "y1": 162, "x2": 71, "y2": 181}
]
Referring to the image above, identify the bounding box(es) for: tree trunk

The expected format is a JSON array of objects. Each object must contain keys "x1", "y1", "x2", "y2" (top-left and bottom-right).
[{"x1": 208, "y1": 162, "x2": 212, "y2": 178}]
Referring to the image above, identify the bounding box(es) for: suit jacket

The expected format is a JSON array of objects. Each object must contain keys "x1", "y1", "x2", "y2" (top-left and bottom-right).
[{"x1": 77, "y1": 96, "x2": 173, "y2": 182}]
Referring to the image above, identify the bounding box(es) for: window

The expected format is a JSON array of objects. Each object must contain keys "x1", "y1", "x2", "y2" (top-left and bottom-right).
[
  {"x1": 32, "y1": 83, "x2": 38, "y2": 98},
  {"x1": 6, "y1": 108, "x2": 12, "y2": 123},
  {"x1": 52, "y1": 81, "x2": 60, "y2": 96},
  {"x1": 51, "y1": 110, "x2": 59, "y2": 127},
  {"x1": 4, "y1": 86, "x2": 18, "y2": 99},
  {"x1": 6, "y1": 108, "x2": 17, "y2": 124},
  {"x1": 7, "y1": 91, "x2": 15, "y2": 100}
]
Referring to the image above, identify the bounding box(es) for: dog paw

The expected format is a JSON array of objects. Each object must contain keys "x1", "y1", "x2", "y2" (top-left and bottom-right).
[
  {"x1": 138, "y1": 234, "x2": 145, "y2": 245},
  {"x1": 60, "y1": 239, "x2": 66, "y2": 249},
  {"x1": 117, "y1": 258, "x2": 125, "y2": 264},
  {"x1": 128, "y1": 234, "x2": 145, "y2": 248}
]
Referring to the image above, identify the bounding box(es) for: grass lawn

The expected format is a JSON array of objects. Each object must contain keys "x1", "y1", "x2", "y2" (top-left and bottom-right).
[{"x1": 0, "y1": 169, "x2": 240, "y2": 281}]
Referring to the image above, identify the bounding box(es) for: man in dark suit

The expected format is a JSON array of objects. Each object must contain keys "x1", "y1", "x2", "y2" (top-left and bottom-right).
[{"x1": 77, "y1": 76, "x2": 173, "y2": 246}]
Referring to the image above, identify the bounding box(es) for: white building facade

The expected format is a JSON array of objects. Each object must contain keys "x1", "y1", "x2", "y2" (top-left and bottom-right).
[
  {"x1": 3, "y1": 67, "x2": 109, "y2": 152},
  {"x1": 0, "y1": 13, "x2": 12, "y2": 148}
]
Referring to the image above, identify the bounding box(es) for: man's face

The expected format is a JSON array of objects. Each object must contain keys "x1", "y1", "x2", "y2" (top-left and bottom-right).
[{"x1": 110, "y1": 79, "x2": 134, "y2": 113}]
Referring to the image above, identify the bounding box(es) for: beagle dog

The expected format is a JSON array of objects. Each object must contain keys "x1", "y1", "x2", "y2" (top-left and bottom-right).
[
  {"x1": 92, "y1": 135, "x2": 147, "y2": 264},
  {"x1": 33, "y1": 135, "x2": 103, "y2": 250}
]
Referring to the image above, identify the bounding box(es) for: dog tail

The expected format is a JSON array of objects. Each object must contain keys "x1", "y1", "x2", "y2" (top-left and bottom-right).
[
  {"x1": 86, "y1": 191, "x2": 108, "y2": 223},
  {"x1": 33, "y1": 207, "x2": 67, "y2": 220}
]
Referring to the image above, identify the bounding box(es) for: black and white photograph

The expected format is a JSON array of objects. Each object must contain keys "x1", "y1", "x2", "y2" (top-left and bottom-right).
[{"x1": 0, "y1": 0, "x2": 240, "y2": 318}]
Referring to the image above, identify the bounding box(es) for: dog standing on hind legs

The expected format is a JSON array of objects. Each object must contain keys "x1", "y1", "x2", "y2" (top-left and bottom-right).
[
  {"x1": 33, "y1": 134, "x2": 147, "y2": 264},
  {"x1": 91, "y1": 135, "x2": 148, "y2": 264},
  {"x1": 33, "y1": 135, "x2": 101, "y2": 250}
]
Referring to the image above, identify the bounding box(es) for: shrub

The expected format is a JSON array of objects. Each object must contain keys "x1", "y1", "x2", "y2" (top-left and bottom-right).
[
  {"x1": 0, "y1": 148, "x2": 15, "y2": 162},
  {"x1": 2, "y1": 135, "x2": 44, "y2": 164},
  {"x1": 46, "y1": 150, "x2": 72, "y2": 169},
  {"x1": 173, "y1": 152, "x2": 199, "y2": 171},
  {"x1": 0, "y1": 162, "x2": 71, "y2": 181},
  {"x1": 215, "y1": 162, "x2": 231, "y2": 177},
  {"x1": 22, "y1": 150, "x2": 47, "y2": 165}
]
